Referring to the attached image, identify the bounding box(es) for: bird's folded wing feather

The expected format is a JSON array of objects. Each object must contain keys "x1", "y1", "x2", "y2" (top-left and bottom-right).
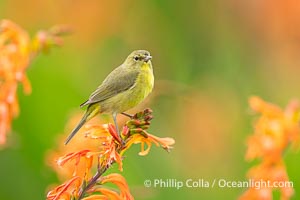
[{"x1": 80, "y1": 66, "x2": 139, "y2": 107}]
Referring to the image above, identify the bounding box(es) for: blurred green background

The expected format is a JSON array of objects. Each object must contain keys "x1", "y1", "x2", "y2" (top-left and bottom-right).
[{"x1": 1, "y1": 0, "x2": 300, "y2": 199}]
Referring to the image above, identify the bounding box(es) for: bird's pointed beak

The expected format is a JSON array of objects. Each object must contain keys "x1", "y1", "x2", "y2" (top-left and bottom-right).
[{"x1": 144, "y1": 55, "x2": 152, "y2": 62}]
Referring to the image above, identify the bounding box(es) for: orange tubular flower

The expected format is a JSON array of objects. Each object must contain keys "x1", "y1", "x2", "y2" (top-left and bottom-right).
[
  {"x1": 124, "y1": 132, "x2": 175, "y2": 156},
  {"x1": 0, "y1": 19, "x2": 70, "y2": 146},
  {"x1": 85, "y1": 173, "x2": 134, "y2": 200},
  {"x1": 240, "y1": 96, "x2": 300, "y2": 200},
  {"x1": 100, "y1": 173, "x2": 133, "y2": 199},
  {"x1": 47, "y1": 109, "x2": 175, "y2": 200},
  {"x1": 47, "y1": 176, "x2": 82, "y2": 200}
]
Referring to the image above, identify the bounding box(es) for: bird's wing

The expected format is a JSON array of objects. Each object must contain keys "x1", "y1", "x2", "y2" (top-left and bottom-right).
[{"x1": 80, "y1": 66, "x2": 139, "y2": 107}]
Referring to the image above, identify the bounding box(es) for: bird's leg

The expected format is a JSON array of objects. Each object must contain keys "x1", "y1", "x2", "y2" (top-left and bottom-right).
[
  {"x1": 121, "y1": 112, "x2": 134, "y2": 118},
  {"x1": 112, "y1": 112, "x2": 124, "y2": 145}
]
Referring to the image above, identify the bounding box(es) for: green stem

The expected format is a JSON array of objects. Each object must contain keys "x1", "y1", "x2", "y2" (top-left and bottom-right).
[{"x1": 77, "y1": 165, "x2": 108, "y2": 200}]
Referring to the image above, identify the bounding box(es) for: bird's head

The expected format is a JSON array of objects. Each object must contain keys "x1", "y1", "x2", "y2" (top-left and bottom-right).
[{"x1": 124, "y1": 50, "x2": 152, "y2": 67}]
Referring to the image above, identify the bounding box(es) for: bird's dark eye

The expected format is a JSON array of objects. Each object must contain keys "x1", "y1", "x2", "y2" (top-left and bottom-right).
[{"x1": 134, "y1": 56, "x2": 139, "y2": 61}]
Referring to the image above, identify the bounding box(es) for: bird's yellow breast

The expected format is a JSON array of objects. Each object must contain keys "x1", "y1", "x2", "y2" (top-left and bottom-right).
[
  {"x1": 139, "y1": 62, "x2": 154, "y2": 93},
  {"x1": 130, "y1": 62, "x2": 154, "y2": 104}
]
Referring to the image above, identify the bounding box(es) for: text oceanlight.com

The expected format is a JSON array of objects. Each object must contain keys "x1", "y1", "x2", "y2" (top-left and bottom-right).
[{"x1": 143, "y1": 179, "x2": 293, "y2": 190}]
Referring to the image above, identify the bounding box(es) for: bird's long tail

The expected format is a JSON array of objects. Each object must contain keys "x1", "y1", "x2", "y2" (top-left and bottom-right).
[{"x1": 64, "y1": 104, "x2": 100, "y2": 145}]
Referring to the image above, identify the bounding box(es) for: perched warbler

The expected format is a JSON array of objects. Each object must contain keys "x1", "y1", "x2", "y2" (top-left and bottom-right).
[{"x1": 64, "y1": 50, "x2": 154, "y2": 145}]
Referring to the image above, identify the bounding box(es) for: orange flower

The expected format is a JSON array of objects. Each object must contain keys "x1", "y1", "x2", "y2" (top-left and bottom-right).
[
  {"x1": 47, "y1": 176, "x2": 82, "y2": 200},
  {"x1": 0, "y1": 19, "x2": 70, "y2": 146},
  {"x1": 47, "y1": 114, "x2": 107, "y2": 180},
  {"x1": 240, "y1": 161, "x2": 294, "y2": 200},
  {"x1": 0, "y1": 19, "x2": 30, "y2": 145},
  {"x1": 245, "y1": 161, "x2": 293, "y2": 200},
  {"x1": 47, "y1": 109, "x2": 175, "y2": 200},
  {"x1": 48, "y1": 116, "x2": 123, "y2": 180},
  {"x1": 57, "y1": 150, "x2": 95, "y2": 177},
  {"x1": 240, "y1": 96, "x2": 299, "y2": 200},
  {"x1": 82, "y1": 188, "x2": 126, "y2": 200},
  {"x1": 124, "y1": 132, "x2": 175, "y2": 156},
  {"x1": 84, "y1": 123, "x2": 124, "y2": 171},
  {"x1": 85, "y1": 173, "x2": 134, "y2": 200}
]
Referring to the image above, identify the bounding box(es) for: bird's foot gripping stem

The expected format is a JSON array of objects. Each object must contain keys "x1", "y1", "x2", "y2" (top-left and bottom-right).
[{"x1": 112, "y1": 112, "x2": 126, "y2": 146}]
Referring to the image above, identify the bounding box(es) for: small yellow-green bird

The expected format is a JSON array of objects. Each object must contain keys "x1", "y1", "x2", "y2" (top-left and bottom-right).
[{"x1": 64, "y1": 50, "x2": 154, "y2": 145}]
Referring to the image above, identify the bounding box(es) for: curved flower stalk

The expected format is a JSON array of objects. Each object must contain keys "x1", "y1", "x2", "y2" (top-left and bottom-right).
[
  {"x1": 0, "y1": 19, "x2": 70, "y2": 146},
  {"x1": 240, "y1": 96, "x2": 300, "y2": 200},
  {"x1": 47, "y1": 109, "x2": 175, "y2": 200}
]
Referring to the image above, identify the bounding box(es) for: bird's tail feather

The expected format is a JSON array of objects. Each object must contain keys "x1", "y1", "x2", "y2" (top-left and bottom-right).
[
  {"x1": 64, "y1": 115, "x2": 87, "y2": 145},
  {"x1": 64, "y1": 104, "x2": 100, "y2": 145}
]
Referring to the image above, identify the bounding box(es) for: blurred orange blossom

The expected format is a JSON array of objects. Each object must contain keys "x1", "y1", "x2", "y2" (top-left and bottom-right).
[
  {"x1": 0, "y1": 19, "x2": 70, "y2": 146},
  {"x1": 240, "y1": 96, "x2": 300, "y2": 200}
]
